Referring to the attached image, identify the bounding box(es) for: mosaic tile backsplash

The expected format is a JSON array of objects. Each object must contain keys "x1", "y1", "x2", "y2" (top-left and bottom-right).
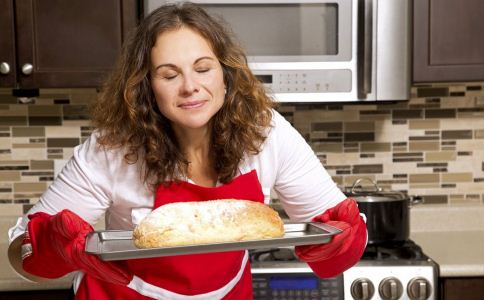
[{"x1": 0, "y1": 83, "x2": 483, "y2": 215}]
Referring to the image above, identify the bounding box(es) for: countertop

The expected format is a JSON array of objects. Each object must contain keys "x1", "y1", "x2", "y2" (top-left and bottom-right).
[
  {"x1": 1, "y1": 216, "x2": 75, "y2": 292},
  {"x1": 411, "y1": 230, "x2": 484, "y2": 277},
  {"x1": 410, "y1": 204, "x2": 484, "y2": 277}
]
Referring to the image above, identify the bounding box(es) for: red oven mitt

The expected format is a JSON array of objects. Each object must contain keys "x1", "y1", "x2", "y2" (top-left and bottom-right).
[
  {"x1": 22, "y1": 209, "x2": 132, "y2": 285},
  {"x1": 295, "y1": 198, "x2": 367, "y2": 278}
]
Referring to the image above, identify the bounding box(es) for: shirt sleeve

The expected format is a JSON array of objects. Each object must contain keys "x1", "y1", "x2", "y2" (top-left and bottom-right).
[
  {"x1": 8, "y1": 132, "x2": 114, "y2": 244},
  {"x1": 271, "y1": 111, "x2": 347, "y2": 222}
]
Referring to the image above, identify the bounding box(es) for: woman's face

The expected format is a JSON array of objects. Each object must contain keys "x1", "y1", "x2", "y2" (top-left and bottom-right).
[{"x1": 150, "y1": 27, "x2": 225, "y2": 133}]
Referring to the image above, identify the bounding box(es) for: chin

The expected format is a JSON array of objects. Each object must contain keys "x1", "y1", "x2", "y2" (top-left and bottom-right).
[{"x1": 178, "y1": 116, "x2": 214, "y2": 130}]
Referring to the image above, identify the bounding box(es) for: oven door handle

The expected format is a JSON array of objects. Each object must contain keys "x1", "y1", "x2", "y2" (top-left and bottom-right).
[{"x1": 357, "y1": 0, "x2": 373, "y2": 99}]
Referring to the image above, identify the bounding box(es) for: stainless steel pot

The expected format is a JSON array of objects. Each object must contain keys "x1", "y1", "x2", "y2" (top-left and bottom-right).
[{"x1": 345, "y1": 178, "x2": 423, "y2": 245}]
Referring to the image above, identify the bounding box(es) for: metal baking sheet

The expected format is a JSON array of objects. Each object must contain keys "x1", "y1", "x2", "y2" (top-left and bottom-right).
[{"x1": 85, "y1": 222, "x2": 342, "y2": 261}]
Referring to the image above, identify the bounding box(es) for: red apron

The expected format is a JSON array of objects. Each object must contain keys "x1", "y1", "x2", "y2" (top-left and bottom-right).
[{"x1": 76, "y1": 170, "x2": 264, "y2": 300}]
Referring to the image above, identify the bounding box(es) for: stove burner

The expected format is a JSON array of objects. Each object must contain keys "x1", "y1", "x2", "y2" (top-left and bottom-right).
[
  {"x1": 362, "y1": 240, "x2": 424, "y2": 260},
  {"x1": 250, "y1": 240, "x2": 427, "y2": 263},
  {"x1": 249, "y1": 248, "x2": 297, "y2": 262}
]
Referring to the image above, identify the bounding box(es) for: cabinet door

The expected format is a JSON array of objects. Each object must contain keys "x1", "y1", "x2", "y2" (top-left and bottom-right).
[
  {"x1": 0, "y1": 0, "x2": 17, "y2": 87},
  {"x1": 15, "y1": 0, "x2": 138, "y2": 88},
  {"x1": 413, "y1": 0, "x2": 484, "y2": 82},
  {"x1": 441, "y1": 277, "x2": 484, "y2": 300}
]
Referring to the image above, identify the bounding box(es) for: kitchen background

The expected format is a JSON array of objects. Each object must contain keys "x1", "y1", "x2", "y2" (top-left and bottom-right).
[
  {"x1": 1, "y1": 0, "x2": 484, "y2": 298},
  {"x1": 1, "y1": 81, "x2": 483, "y2": 216}
]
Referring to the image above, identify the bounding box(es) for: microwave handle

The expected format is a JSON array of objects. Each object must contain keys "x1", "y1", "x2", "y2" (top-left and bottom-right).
[{"x1": 357, "y1": 0, "x2": 373, "y2": 99}]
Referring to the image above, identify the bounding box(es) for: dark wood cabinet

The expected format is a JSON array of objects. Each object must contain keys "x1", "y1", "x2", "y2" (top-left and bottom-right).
[
  {"x1": 413, "y1": 0, "x2": 484, "y2": 83},
  {"x1": 0, "y1": 0, "x2": 139, "y2": 88},
  {"x1": 440, "y1": 277, "x2": 484, "y2": 300},
  {"x1": 0, "y1": 0, "x2": 17, "y2": 87}
]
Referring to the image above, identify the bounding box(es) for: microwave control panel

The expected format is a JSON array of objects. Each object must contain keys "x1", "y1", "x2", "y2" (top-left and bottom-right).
[{"x1": 254, "y1": 69, "x2": 351, "y2": 93}]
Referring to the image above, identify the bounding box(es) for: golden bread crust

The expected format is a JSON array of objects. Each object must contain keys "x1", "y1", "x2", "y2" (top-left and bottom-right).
[{"x1": 132, "y1": 199, "x2": 284, "y2": 248}]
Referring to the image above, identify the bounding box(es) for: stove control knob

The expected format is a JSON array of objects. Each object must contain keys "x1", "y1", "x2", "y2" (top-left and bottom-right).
[
  {"x1": 350, "y1": 278, "x2": 375, "y2": 300},
  {"x1": 407, "y1": 277, "x2": 432, "y2": 300},
  {"x1": 379, "y1": 277, "x2": 403, "y2": 300}
]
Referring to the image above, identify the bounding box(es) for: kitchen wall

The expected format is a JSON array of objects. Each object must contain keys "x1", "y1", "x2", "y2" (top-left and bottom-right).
[{"x1": 0, "y1": 82, "x2": 483, "y2": 215}]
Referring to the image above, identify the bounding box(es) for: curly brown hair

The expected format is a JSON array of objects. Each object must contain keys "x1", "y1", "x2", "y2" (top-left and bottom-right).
[{"x1": 90, "y1": 2, "x2": 275, "y2": 190}]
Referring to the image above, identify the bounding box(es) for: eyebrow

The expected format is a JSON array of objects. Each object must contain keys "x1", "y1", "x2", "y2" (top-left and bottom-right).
[{"x1": 153, "y1": 56, "x2": 215, "y2": 71}]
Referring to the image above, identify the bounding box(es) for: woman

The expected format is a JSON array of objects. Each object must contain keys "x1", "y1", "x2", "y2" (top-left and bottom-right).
[{"x1": 8, "y1": 2, "x2": 366, "y2": 299}]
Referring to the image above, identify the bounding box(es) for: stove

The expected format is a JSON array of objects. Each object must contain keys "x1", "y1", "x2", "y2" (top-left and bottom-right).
[{"x1": 250, "y1": 240, "x2": 439, "y2": 300}]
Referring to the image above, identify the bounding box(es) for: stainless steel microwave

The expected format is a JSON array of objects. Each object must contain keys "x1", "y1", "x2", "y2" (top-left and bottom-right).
[{"x1": 144, "y1": 0, "x2": 411, "y2": 103}]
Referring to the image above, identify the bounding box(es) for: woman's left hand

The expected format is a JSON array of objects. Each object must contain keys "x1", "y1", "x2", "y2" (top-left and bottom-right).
[{"x1": 295, "y1": 198, "x2": 367, "y2": 277}]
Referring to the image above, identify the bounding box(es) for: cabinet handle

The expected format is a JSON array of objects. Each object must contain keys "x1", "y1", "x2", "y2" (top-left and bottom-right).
[
  {"x1": 0, "y1": 62, "x2": 11, "y2": 75},
  {"x1": 22, "y1": 63, "x2": 33, "y2": 75}
]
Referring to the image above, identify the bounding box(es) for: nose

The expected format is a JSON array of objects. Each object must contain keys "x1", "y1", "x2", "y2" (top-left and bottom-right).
[{"x1": 180, "y1": 72, "x2": 200, "y2": 95}]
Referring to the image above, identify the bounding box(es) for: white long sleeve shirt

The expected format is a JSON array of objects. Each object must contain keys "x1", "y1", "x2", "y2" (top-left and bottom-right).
[{"x1": 8, "y1": 110, "x2": 346, "y2": 243}]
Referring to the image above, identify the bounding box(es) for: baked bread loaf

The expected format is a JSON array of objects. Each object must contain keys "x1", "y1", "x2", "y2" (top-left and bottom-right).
[{"x1": 133, "y1": 199, "x2": 284, "y2": 248}]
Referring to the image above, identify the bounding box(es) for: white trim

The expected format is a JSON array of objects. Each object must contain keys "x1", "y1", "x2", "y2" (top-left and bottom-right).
[
  {"x1": 73, "y1": 272, "x2": 84, "y2": 294},
  {"x1": 126, "y1": 251, "x2": 248, "y2": 300},
  {"x1": 7, "y1": 217, "x2": 25, "y2": 244}
]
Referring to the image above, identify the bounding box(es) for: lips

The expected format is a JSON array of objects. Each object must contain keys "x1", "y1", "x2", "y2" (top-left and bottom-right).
[{"x1": 178, "y1": 100, "x2": 206, "y2": 109}]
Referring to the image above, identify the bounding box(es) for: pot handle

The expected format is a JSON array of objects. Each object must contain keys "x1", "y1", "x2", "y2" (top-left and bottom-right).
[
  {"x1": 409, "y1": 195, "x2": 424, "y2": 207},
  {"x1": 351, "y1": 177, "x2": 382, "y2": 193}
]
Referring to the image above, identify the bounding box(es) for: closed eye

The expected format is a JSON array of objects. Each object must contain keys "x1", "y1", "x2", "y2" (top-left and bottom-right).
[{"x1": 164, "y1": 74, "x2": 178, "y2": 80}]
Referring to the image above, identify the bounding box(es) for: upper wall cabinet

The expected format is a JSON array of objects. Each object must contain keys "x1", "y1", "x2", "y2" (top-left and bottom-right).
[
  {"x1": 0, "y1": 0, "x2": 17, "y2": 87},
  {"x1": 0, "y1": 0, "x2": 138, "y2": 89},
  {"x1": 413, "y1": 0, "x2": 484, "y2": 83}
]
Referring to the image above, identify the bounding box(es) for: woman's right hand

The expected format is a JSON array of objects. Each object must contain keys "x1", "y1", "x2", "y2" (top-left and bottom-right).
[{"x1": 22, "y1": 209, "x2": 132, "y2": 285}]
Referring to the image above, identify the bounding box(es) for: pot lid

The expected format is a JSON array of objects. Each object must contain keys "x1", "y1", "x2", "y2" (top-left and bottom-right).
[{"x1": 345, "y1": 178, "x2": 408, "y2": 202}]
